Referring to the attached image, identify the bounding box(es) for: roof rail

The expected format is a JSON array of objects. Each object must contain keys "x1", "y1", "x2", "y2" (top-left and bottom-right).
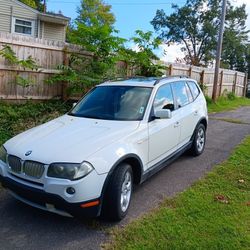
[
  {"x1": 104, "y1": 76, "x2": 147, "y2": 82},
  {"x1": 153, "y1": 75, "x2": 189, "y2": 85}
]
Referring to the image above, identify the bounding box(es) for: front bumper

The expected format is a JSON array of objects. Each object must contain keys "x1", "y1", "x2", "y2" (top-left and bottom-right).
[{"x1": 0, "y1": 175, "x2": 102, "y2": 218}]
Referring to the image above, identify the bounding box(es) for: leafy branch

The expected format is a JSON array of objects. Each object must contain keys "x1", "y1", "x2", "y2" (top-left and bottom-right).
[{"x1": 0, "y1": 45, "x2": 39, "y2": 88}]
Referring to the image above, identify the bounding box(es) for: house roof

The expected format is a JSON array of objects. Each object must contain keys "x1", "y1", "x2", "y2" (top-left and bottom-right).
[
  {"x1": 14, "y1": 0, "x2": 70, "y2": 25},
  {"x1": 38, "y1": 13, "x2": 70, "y2": 25}
]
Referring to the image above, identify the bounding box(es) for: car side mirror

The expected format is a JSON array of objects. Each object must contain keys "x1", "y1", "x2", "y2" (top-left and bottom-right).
[
  {"x1": 73, "y1": 102, "x2": 77, "y2": 108},
  {"x1": 154, "y1": 109, "x2": 172, "y2": 119}
]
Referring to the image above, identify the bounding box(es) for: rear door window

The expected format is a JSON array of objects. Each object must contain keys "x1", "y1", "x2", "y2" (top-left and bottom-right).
[
  {"x1": 171, "y1": 81, "x2": 190, "y2": 108},
  {"x1": 187, "y1": 81, "x2": 200, "y2": 99},
  {"x1": 185, "y1": 82, "x2": 193, "y2": 103}
]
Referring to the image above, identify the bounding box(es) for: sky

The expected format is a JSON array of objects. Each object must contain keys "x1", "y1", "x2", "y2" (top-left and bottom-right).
[{"x1": 47, "y1": 0, "x2": 250, "y2": 62}]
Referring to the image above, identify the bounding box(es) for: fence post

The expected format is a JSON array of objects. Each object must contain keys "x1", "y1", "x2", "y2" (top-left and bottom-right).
[
  {"x1": 169, "y1": 64, "x2": 173, "y2": 76},
  {"x1": 200, "y1": 70, "x2": 205, "y2": 84},
  {"x1": 62, "y1": 46, "x2": 69, "y2": 101},
  {"x1": 188, "y1": 66, "x2": 192, "y2": 77},
  {"x1": 243, "y1": 73, "x2": 248, "y2": 97},
  {"x1": 200, "y1": 70, "x2": 205, "y2": 92},
  {"x1": 219, "y1": 70, "x2": 224, "y2": 97},
  {"x1": 232, "y1": 72, "x2": 237, "y2": 94}
]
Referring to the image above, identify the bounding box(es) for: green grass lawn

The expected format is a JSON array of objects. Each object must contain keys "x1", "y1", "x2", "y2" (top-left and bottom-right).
[
  {"x1": 106, "y1": 136, "x2": 250, "y2": 250},
  {"x1": 207, "y1": 96, "x2": 250, "y2": 113}
]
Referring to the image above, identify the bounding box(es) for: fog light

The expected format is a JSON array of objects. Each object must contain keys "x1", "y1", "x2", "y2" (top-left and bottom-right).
[{"x1": 66, "y1": 187, "x2": 75, "y2": 195}]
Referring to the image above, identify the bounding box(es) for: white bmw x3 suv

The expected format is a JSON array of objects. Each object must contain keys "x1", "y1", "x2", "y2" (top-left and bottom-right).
[{"x1": 0, "y1": 77, "x2": 208, "y2": 221}]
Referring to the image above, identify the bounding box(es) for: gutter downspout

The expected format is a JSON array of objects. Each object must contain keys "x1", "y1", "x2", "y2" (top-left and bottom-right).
[
  {"x1": 37, "y1": 19, "x2": 40, "y2": 38},
  {"x1": 10, "y1": 6, "x2": 13, "y2": 33}
]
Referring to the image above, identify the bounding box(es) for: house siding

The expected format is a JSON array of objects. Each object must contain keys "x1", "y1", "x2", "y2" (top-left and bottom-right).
[
  {"x1": 0, "y1": 14, "x2": 11, "y2": 33},
  {"x1": 0, "y1": 0, "x2": 13, "y2": 33},
  {"x1": 0, "y1": 0, "x2": 68, "y2": 41},
  {"x1": 0, "y1": 0, "x2": 38, "y2": 36},
  {"x1": 43, "y1": 22, "x2": 65, "y2": 42}
]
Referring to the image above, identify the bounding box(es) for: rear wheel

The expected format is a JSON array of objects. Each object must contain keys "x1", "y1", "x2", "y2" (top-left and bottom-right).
[
  {"x1": 102, "y1": 163, "x2": 133, "y2": 221},
  {"x1": 190, "y1": 123, "x2": 206, "y2": 156}
]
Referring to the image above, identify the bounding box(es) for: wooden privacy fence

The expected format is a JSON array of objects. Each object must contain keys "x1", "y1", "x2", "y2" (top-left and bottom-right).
[
  {"x1": 0, "y1": 32, "x2": 248, "y2": 100},
  {"x1": 167, "y1": 63, "x2": 248, "y2": 97},
  {"x1": 0, "y1": 32, "x2": 92, "y2": 100}
]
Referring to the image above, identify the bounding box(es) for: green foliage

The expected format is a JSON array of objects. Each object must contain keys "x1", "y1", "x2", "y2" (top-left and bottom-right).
[
  {"x1": 0, "y1": 45, "x2": 19, "y2": 65},
  {"x1": 151, "y1": 0, "x2": 249, "y2": 67},
  {"x1": 205, "y1": 95, "x2": 213, "y2": 105},
  {"x1": 221, "y1": 4, "x2": 249, "y2": 72},
  {"x1": 151, "y1": 1, "x2": 218, "y2": 66},
  {"x1": 0, "y1": 45, "x2": 39, "y2": 88},
  {"x1": 0, "y1": 101, "x2": 71, "y2": 146},
  {"x1": 207, "y1": 95, "x2": 250, "y2": 113},
  {"x1": 198, "y1": 82, "x2": 207, "y2": 93},
  {"x1": 19, "y1": 56, "x2": 38, "y2": 71},
  {"x1": 47, "y1": 56, "x2": 101, "y2": 94},
  {"x1": 106, "y1": 136, "x2": 250, "y2": 249},
  {"x1": 56, "y1": 0, "x2": 126, "y2": 93},
  {"x1": 18, "y1": 0, "x2": 44, "y2": 11},
  {"x1": 227, "y1": 92, "x2": 236, "y2": 101},
  {"x1": 119, "y1": 30, "x2": 164, "y2": 77},
  {"x1": 16, "y1": 75, "x2": 35, "y2": 88},
  {"x1": 19, "y1": 0, "x2": 36, "y2": 8}
]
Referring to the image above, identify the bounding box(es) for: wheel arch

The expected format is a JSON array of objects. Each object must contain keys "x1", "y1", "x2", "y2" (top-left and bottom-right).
[
  {"x1": 199, "y1": 117, "x2": 208, "y2": 130},
  {"x1": 100, "y1": 154, "x2": 143, "y2": 206},
  {"x1": 107, "y1": 154, "x2": 143, "y2": 184},
  {"x1": 190, "y1": 117, "x2": 208, "y2": 142}
]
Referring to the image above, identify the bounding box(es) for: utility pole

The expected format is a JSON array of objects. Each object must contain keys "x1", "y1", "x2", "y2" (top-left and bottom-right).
[
  {"x1": 212, "y1": 0, "x2": 227, "y2": 101},
  {"x1": 44, "y1": 0, "x2": 47, "y2": 13}
]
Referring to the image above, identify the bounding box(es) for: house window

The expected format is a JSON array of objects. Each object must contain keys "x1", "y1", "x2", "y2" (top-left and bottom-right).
[{"x1": 12, "y1": 18, "x2": 35, "y2": 36}]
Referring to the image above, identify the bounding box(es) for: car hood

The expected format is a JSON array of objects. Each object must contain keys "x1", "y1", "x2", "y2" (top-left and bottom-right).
[{"x1": 5, "y1": 115, "x2": 140, "y2": 164}]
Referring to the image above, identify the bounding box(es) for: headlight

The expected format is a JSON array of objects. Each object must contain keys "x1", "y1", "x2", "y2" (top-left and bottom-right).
[
  {"x1": 0, "y1": 146, "x2": 7, "y2": 163},
  {"x1": 47, "y1": 161, "x2": 94, "y2": 180}
]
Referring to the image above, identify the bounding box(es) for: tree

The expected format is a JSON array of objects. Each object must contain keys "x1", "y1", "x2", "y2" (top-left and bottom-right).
[
  {"x1": 119, "y1": 30, "x2": 164, "y2": 76},
  {"x1": 19, "y1": 0, "x2": 36, "y2": 8},
  {"x1": 246, "y1": 44, "x2": 250, "y2": 76},
  {"x1": 221, "y1": 4, "x2": 249, "y2": 72},
  {"x1": 69, "y1": 0, "x2": 123, "y2": 58},
  {"x1": 49, "y1": 0, "x2": 125, "y2": 94},
  {"x1": 69, "y1": 0, "x2": 124, "y2": 78},
  {"x1": 19, "y1": 0, "x2": 44, "y2": 11},
  {"x1": 151, "y1": 0, "x2": 249, "y2": 67}
]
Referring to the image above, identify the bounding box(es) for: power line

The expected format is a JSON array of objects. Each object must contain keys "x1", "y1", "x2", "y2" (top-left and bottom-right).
[{"x1": 48, "y1": 1, "x2": 183, "y2": 5}]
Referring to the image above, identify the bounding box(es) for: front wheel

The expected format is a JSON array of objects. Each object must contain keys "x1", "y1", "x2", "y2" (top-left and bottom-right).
[
  {"x1": 102, "y1": 163, "x2": 133, "y2": 221},
  {"x1": 190, "y1": 123, "x2": 206, "y2": 156}
]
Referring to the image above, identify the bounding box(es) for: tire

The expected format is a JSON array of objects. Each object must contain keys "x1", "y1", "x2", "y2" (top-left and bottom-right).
[
  {"x1": 190, "y1": 123, "x2": 206, "y2": 156},
  {"x1": 101, "y1": 163, "x2": 133, "y2": 221}
]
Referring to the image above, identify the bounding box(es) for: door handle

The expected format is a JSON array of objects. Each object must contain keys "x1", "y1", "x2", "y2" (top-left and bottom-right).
[{"x1": 174, "y1": 121, "x2": 180, "y2": 128}]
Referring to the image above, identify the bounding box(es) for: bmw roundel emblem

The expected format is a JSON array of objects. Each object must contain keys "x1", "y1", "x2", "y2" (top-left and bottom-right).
[{"x1": 25, "y1": 150, "x2": 32, "y2": 156}]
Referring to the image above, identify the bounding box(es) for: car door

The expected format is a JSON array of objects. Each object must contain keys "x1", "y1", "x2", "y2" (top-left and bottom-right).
[
  {"x1": 148, "y1": 83, "x2": 181, "y2": 167},
  {"x1": 171, "y1": 81, "x2": 197, "y2": 146}
]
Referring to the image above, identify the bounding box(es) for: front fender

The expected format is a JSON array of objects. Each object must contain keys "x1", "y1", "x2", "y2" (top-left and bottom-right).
[{"x1": 85, "y1": 141, "x2": 145, "y2": 175}]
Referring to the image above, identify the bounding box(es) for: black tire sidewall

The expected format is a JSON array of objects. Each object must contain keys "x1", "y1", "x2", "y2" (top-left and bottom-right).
[
  {"x1": 192, "y1": 123, "x2": 206, "y2": 156},
  {"x1": 102, "y1": 163, "x2": 133, "y2": 221}
]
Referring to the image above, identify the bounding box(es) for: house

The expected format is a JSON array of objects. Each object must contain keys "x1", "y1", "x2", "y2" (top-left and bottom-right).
[{"x1": 0, "y1": 0, "x2": 70, "y2": 42}]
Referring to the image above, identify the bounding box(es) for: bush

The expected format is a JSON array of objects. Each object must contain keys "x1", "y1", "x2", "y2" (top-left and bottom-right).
[
  {"x1": 205, "y1": 95, "x2": 213, "y2": 104},
  {"x1": 227, "y1": 92, "x2": 236, "y2": 100}
]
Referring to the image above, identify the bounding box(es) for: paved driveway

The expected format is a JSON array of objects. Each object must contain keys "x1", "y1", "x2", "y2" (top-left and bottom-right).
[{"x1": 0, "y1": 107, "x2": 250, "y2": 250}]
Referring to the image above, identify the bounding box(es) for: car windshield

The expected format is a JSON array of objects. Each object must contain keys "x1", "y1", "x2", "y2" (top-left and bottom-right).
[{"x1": 69, "y1": 86, "x2": 152, "y2": 121}]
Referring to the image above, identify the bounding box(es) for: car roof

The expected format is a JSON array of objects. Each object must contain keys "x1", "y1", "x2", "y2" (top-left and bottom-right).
[{"x1": 98, "y1": 76, "x2": 191, "y2": 88}]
